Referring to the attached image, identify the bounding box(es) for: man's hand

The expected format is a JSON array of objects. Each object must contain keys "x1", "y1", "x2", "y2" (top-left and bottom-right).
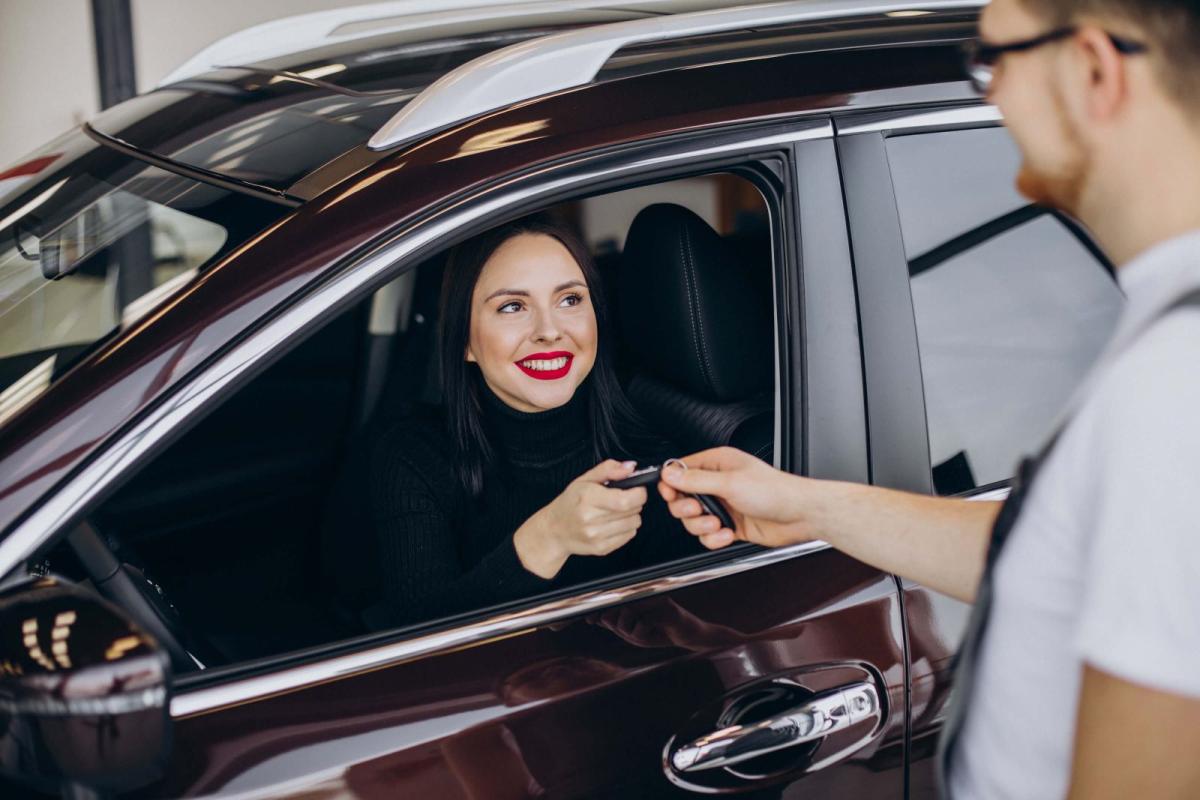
[
  {"x1": 659, "y1": 446, "x2": 1000, "y2": 603},
  {"x1": 657, "y1": 447, "x2": 818, "y2": 549}
]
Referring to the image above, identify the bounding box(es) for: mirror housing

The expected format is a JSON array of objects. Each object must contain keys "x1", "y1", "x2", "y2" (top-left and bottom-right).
[{"x1": 0, "y1": 577, "x2": 171, "y2": 797}]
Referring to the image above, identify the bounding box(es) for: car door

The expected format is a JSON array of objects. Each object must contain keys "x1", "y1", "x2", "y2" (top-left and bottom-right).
[
  {"x1": 835, "y1": 106, "x2": 1126, "y2": 797},
  {"x1": 119, "y1": 122, "x2": 910, "y2": 799}
]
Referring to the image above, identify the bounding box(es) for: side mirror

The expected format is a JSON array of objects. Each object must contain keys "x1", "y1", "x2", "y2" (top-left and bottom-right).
[{"x1": 0, "y1": 577, "x2": 171, "y2": 798}]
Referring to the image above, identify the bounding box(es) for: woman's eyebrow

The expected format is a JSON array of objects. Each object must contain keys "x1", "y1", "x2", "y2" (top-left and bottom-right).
[{"x1": 484, "y1": 280, "x2": 585, "y2": 302}]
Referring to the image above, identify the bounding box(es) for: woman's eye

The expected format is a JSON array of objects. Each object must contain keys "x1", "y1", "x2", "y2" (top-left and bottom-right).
[
  {"x1": 559, "y1": 293, "x2": 584, "y2": 307},
  {"x1": 498, "y1": 301, "x2": 523, "y2": 313}
]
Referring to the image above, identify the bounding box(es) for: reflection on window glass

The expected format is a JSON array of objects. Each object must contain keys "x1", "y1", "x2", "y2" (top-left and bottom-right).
[
  {"x1": 0, "y1": 166, "x2": 232, "y2": 426},
  {"x1": 888, "y1": 127, "x2": 1026, "y2": 260},
  {"x1": 887, "y1": 128, "x2": 1124, "y2": 493}
]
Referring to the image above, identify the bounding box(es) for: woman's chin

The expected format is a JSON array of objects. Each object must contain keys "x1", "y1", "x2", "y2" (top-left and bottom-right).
[
  {"x1": 517, "y1": 379, "x2": 581, "y2": 412},
  {"x1": 528, "y1": 389, "x2": 577, "y2": 411}
]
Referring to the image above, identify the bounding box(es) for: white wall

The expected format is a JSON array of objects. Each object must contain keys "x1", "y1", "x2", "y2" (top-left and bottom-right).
[
  {"x1": 0, "y1": 0, "x2": 362, "y2": 168},
  {"x1": 130, "y1": 0, "x2": 361, "y2": 93},
  {"x1": 582, "y1": 178, "x2": 719, "y2": 252},
  {"x1": 0, "y1": 0, "x2": 99, "y2": 166}
]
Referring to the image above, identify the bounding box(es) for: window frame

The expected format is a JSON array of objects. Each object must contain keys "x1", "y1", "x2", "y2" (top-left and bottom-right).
[
  {"x1": 3, "y1": 116, "x2": 845, "y2": 715},
  {"x1": 835, "y1": 104, "x2": 1119, "y2": 498}
]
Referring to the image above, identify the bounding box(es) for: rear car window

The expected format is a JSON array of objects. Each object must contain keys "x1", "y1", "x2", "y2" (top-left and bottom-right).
[
  {"x1": 0, "y1": 136, "x2": 289, "y2": 427},
  {"x1": 886, "y1": 126, "x2": 1124, "y2": 494}
]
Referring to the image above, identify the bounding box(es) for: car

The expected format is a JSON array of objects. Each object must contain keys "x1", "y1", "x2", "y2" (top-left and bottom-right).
[{"x1": 0, "y1": 0, "x2": 1126, "y2": 797}]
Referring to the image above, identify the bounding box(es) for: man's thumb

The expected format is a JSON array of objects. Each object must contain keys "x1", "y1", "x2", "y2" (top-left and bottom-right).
[{"x1": 661, "y1": 463, "x2": 727, "y2": 497}]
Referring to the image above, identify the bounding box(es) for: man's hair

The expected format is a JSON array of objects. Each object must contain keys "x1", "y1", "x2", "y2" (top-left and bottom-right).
[{"x1": 1021, "y1": 0, "x2": 1200, "y2": 113}]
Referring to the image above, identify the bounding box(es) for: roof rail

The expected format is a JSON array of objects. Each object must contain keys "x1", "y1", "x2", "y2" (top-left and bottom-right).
[
  {"x1": 161, "y1": 1, "x2": 475, "y2": 85},
  {"x1": 158, "y1": 1, "x2": 729, "y2": 87},
  {"x1": 368, "y1": 0, "x2": 983, "y2": 151}
]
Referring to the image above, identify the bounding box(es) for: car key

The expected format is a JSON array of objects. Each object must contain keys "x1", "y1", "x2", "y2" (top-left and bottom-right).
[
  {"x1": 605, "y1": 463, "x2": 736, "y2": 532},
  {"x1": 603, "y1": 464, "x2": 662, "y2": 489}
]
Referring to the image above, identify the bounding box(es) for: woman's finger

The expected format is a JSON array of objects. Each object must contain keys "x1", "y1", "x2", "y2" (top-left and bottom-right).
[
  {"x1": 592, "y1": 485, "x2": 647, "y2": 513},
  {"x1": 594, "y1": 526, "x2": 639, "y2": 555},
  {"x1": 579, "y1": 459, "x2": 637, "y2": 484},
  {"x1": 589, "y1": 514, "x2": 643, "y2": 541}
]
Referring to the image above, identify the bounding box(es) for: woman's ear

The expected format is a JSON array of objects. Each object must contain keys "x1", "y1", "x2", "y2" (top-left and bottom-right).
[{"x1": 465, "y1": 344, "x2": 477, "y2": 363}]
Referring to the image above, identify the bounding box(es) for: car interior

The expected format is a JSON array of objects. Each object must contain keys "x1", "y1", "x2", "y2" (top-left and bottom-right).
[{"x1": 48, "y1": 171, "x2": 776, "y2": 670}]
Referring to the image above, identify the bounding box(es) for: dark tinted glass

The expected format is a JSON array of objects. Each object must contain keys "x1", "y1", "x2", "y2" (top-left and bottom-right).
[{"x1": 887, "y1": 127, "x2": 1124, "y2": 494}]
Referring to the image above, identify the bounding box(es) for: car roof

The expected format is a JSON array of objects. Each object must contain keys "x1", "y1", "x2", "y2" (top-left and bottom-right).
[
  {"x1": 89, "y1": 0, "x2": 982, "y2": 201},
  {"x1": 157, "y1": 1, "x2": 739, "y2": 86},
  {"x1": 89, "y1": 5, "x2": 659, "y2": 198},
  {"x1": 88, "y1": 1, "x2": 746, "y2": 199}
]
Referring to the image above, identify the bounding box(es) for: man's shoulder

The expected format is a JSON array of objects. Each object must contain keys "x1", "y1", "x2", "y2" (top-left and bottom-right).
[
  {"x1": 1097, "y1": 306, "x2": 1200, "y2": 417},
  {"x1": 1077, "y1": 306, "x2": 1200, "y2": 468}
]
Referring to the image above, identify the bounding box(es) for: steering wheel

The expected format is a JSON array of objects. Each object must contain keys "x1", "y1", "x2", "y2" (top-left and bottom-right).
[{"x1": 67, "y1": 519, "x2": 203, "y2": 673}]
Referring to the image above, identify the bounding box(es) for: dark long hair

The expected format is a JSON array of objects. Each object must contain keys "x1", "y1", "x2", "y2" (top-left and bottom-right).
[{"x1": 438, "y1": 214, "x2": 641, "y2": 497}]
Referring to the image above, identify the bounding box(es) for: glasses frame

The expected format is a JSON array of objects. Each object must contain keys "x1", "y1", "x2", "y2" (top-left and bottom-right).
[{"x1": 962, "y1": 26, "x2": 1148, "y2": 94}]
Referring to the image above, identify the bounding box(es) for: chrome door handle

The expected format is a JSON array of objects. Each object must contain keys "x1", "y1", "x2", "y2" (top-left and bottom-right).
[{"x1": 670, "y1": 682, "x2": 880, "y2": 773}]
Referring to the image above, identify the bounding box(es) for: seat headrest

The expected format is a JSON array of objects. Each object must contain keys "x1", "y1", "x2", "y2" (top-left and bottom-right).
[{"x1": 617, "y1": 203, "x2": 773, "y2": 402}]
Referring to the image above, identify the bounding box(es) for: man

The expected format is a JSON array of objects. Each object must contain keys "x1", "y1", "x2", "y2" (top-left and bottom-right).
[{"x1": 658, "y1": 0, "x2": 1200, "y2": 797}]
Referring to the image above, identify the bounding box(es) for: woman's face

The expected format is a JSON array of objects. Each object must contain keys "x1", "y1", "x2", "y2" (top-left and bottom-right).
[{"x1": 467, "y1": 233, "x2": 598, "y2": 413}]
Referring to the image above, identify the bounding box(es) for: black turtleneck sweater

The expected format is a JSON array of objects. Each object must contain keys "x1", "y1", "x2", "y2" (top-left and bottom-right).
[{"x1": 360, "y1": 383, "x2": 699, "y2": 630}]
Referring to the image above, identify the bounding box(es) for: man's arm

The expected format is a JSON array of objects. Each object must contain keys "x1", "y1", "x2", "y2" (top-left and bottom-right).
[
  {"x1": 1066, "y1": 665, "x2": 1200, "y2": 799},
  {"x1": 812, "y1": 480, "x2": 1000, "y2": 603},
  {"x1": 658, "y1": 447, "x2": 999, "y2": 603}
]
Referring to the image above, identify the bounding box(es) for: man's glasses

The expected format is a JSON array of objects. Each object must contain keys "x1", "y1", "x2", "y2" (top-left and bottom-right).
[{"x1": 962, "y1": 27, "x2": 1148, "y2": 94}]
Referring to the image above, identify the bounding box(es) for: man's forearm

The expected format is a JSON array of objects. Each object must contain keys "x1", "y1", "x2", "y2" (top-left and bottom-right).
[{"x1": 810, "y1": 481, "x2": 999, "y2": 602}]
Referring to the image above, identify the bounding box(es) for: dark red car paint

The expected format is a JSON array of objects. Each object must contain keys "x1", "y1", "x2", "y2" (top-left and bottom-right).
[{"x1": 132, "y1": 552, "x2": 906, "y2": 798}]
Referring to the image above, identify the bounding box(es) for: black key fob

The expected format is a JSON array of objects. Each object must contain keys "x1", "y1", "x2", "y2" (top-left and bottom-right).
[
  {"x1": 694, "y1": 491, "x2": 736, "y2": 532},
  {"x1": 605, "y1": 463, "x2": 736, "y2": 532},
  {"x1": 604, "y1": 465, "x2": 662, "y2": 490}
]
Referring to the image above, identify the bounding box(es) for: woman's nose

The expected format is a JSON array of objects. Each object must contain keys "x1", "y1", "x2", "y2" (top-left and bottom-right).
[{"x1": 531, "y1": 311, "x2": 563, "y2": 343}]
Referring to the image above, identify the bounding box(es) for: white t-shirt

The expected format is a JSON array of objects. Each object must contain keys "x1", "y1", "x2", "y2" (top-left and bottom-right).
[{"x1": 950, "y1": 229, "x2": 1200, "y2": 799}]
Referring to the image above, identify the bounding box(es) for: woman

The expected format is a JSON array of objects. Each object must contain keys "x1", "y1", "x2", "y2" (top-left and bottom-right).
[{"x1": 361, "y1": 215, "x2": 696, "y2": 629}]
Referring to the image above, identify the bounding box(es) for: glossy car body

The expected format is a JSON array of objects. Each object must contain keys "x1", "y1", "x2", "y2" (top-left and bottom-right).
[{"x1": 0, "y1": 1, "x2": 1050, "y2": 796}]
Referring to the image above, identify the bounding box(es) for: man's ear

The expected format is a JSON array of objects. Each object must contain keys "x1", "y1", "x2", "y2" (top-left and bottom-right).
[{"x1": 1074, "y1": 25, "x2": 1129, "y2": 122}]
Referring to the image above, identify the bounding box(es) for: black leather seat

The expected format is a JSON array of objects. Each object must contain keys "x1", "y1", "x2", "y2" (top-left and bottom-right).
[{"x1": 615, "y1": 203, "x2": 775, "y2": 462}]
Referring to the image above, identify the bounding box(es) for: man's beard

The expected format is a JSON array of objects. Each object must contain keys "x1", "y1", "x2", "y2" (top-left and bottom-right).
[{"x1": 1015, "y1": 88, "x2": 1090, "y2": 216}]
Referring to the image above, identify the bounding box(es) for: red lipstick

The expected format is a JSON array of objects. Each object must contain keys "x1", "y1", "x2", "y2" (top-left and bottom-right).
[{"x1": 514, "y1": 350, "x2": 573, "y2": 381}]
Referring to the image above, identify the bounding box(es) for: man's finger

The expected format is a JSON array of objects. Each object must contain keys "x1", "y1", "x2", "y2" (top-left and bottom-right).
[
  {"x1": 699, "y1": 530, "x2": 736, "y2": 549},
  {"x1": 661, "y1": 462, "x2": 730, "y2": 497},
  {"x1": 666, "y1": 497, "x2": 703, "y2": 519},
  {"x1": 679, "y1": 515, "x2": 723, "y2": 537},
  {"x1": 675, "y1": 446, "x2": 747, "y2": 472}
]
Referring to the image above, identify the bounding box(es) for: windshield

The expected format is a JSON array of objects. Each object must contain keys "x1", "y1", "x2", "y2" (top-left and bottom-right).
[{"x1": 0, "y1": 132, "x2": 290, "y2": 427}]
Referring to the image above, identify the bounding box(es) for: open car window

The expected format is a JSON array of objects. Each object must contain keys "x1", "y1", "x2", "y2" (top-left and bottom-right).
[{"x1": 76, "y1": 169, "x2": 778, "y2": 671}]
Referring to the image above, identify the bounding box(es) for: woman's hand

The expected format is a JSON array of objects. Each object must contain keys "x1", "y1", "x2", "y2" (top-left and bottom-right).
[
  {"x1": 658, "y1": 446, "x2": 821, "y2": 550},
  {"x1": 514, "y1": 459, "x2": 648, "y2": 579}
]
